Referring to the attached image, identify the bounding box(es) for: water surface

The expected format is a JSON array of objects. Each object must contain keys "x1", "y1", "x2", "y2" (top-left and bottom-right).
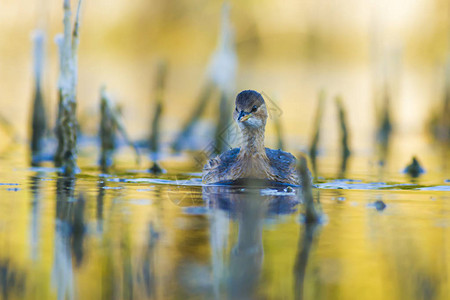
[{"x1": 0, "y1": 143, "x2": 449, "y2": 300}]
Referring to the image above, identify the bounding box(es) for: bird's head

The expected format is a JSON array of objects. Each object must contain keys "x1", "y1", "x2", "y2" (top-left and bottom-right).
[{"x1": 233, "y1": 90, "x2": 268, "y2": 130}]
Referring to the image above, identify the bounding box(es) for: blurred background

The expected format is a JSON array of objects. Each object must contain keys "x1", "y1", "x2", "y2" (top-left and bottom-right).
[
  {"x1": 0, "y1": 2, "x2": 449, "y2": 299},
  {"x1": 0, "y1": 0, "x2": 449, "y2": 163}
]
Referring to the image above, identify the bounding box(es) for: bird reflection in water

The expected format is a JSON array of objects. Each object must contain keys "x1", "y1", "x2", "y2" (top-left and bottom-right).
[{"x1": 203, "y1": 181, "x2": 320, "y2": 299}]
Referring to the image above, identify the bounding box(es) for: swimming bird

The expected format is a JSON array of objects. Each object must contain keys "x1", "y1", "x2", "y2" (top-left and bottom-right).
[{"x1": 202, "y1": 90, "x2": 299, "y2": 185}]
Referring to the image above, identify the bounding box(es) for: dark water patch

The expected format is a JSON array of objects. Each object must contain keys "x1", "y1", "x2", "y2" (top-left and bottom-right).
[{"x1": 367, "y1": 200, "x2": 387, "y2": 211}]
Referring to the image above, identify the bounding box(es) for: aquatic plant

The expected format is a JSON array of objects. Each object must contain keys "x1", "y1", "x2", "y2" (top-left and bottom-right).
[
  {"x1": 376, "y1": 86, "x2": 393, "y2": 165},
  {"x1": 170, "y1": 82, "x2": 216, "y2": 152},
  {"x1": 404, "y1": 156, "x2": 425, "y2": 178},
  {"x1": 99, "y1": 87, "x2": 118, "y2": 171},
  {"x1": 211, "y1": 2, "x2": 237, "y2": 154},
  {"x1": 30, "y1": 30, "x2": 47, "y2": 165},
  {"x1": 53, "y1": 34, "x2": 64, "y2": 167},
  {"x1": 308, "y1": 90, "x2": 325, "y2": 178},
  {"x1": 298, "y1": 155, "x2": 322, "y2": 223},
  {"x1": 99, "y1": 86, "x2": 140, "y2": 171},
  {"x1": 207, "y1": 2, "x2": 237, "y2": 95},
  {"x1": 372, "y1": 200, "x2": 386, "y2": 211},
  {"x1": 171, "y1": 2, "x2": 236, "y2": 152},
  {"x1": 336, "y1": 96, "x2": 351, "y2": 178},
  {"x1": 149, "y1": 61, "x2": 167, "y2": 174},
  {"x1": 428, "y1": 63, "x2": 450, "y2": 145},
  {"x1": 54, "y1": 0, "x2": 83, "y2": 176}
]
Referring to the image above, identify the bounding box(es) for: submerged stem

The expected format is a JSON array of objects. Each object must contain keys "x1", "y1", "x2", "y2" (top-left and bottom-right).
[
  {"x1": 308, "y1": 90, "x2": 325, "y2": 178},
  {"x1": 55, "y1": 0, "x2": 84, "y2": 175},
  {"x1": 149, "y1": 61, "x2": 167, "y2": 174},
  {"x1": 100, "y1": 87, "x2": 140, "y2": 167},
  {"x1": 170, "y1": 81, "x2": 216, "y2": 152},
  {"x1": 298, "y1": 155, "x2": 321, "y2": 224},
  {"x1": 336, "y1": 96, "x2": 351, "y2": 178},
  {"x1": 99, "y1": 87, "x2": 117, "y2": 171},
  {"x1": 30, "y1": 30, "x2": 47, "y2": 165}
]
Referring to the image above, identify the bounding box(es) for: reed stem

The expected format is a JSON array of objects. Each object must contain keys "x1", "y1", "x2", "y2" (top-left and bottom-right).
[
  {"x1": 298, "y1": 155, "x2": 321, "y2": 223},
  {"x1": 170, "y1": 82, "x2": 216, "y2": 152},
  {"x1": 336, "y1": 96, "x2": 351, "y2": 178},
  {"x1": 149, "y1": 61, "x2": 167, "y2": 174},
  {"x1": 99, "y1": 86, "x2": 140, "y2": 170},
  {"x1": 308, "y1": 90, "x2": 325, "y2": 177},
  {"x1": 30, "y1": 30, "x2": 47, "y2": 165},
  {"x1": 55, "y1": 0, "x2": 83, "y2": 176},
  {"x1": 99, "y1": 87, "x2": 117, "y2": 171}
]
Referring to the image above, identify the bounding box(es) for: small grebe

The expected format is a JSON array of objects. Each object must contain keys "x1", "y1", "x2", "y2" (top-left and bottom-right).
[{"x1": 202, "y1": 90, "x2": 299, "y2": 185}]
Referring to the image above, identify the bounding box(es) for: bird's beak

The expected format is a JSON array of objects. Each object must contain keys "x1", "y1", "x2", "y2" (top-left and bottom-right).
[{"x1": 238, "y1": 111, "x2": 252, "y2": 122}]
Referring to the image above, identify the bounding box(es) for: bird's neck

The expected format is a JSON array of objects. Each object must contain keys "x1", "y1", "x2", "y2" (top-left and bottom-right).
[{"x1": 239, "y1": 127, "x2": 266, "y2": 156}]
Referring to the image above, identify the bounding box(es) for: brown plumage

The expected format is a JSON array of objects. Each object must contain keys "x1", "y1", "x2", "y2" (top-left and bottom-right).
[{"x1": 203, "y1": 90, "x2": 300, "y2": 185}]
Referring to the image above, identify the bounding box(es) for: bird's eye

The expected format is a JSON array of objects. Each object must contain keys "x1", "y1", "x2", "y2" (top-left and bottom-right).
[
  {"x1": 251, "y1": 105, "x2": 258, "y2": 112},
  {"x1": 235, "y1": 106, "x2": 238, "y2": 112}
]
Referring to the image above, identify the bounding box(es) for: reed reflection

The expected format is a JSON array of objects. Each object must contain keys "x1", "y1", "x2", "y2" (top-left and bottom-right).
[
  {"x1": 294, "y1": 222, "x2": 321, "y2": 300},
  {"x1": 96, "y1": 179, "x2": 105, "y2": 233},
  {"x1": 0, "y1": 258, "x2": 27, "y2": 300},
  {"x1": 52, "y1": 177, "x2": 87, "y2": 300},
  {"x1": 29, "y1": 174, "x2": 43, "y2": 261},
  {"x1": 96, "y1": 188, "x2": 161, "y2": 300}
]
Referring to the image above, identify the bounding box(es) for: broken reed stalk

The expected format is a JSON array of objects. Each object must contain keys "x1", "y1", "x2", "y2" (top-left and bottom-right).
[
  {"x1": 436, "y1": 69, "x2": 450, "y2": 143},
  {"x1": 443, "y1": 77, "x2": 450, "y2": 142},
  {"x1": 149, "y1": 61, "x2": 168, "y2": 174},
  {"x1": 115, "y1": 107, "x2": 141, "y2": 165},
  {"x1": 443, "y1": 79, "x2": 450, "y2": 143},
  {"x1": 54, "y1": 34, "x2": 64, "y2": 167},
  {"x1": 298, "y1": 155, "x2": 321, "y2": 223},
  {"x1": 213, "y1": 92, "x2": 231, "y2": 155},
  {"x1": 308, "y1": 90, "x2": 325, "y2": 177},
  {"x1": 404, "y1": 156, "x2": 425, "y2": 178},
  {"x1": 54, "y1": 0, "x2": 83, "y2": 176},
  {"x1": 376, "y1": 86, "x2": 392, "y2": 164},
  {"x1": 336, "y1": 96, "x2": 351, "y2": 178},
  {"x1": 99, "y1": 87, "x2": 117, "y2": 171},
  {"x1": 170, "y1": 81, "x2": 216, "y2": 152},
  {"x1": 428, "y1": 63, "x2": 450, "y2": 145},
  {"x1": 171, "y1": 3, "x2": 235, "y2": 153},
  {"x1": 30, "y1": 30, "x2": 47, "y2": 165},
  {"x1": 100, "y1": 87, "x2": 140, "y2": 169}
]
